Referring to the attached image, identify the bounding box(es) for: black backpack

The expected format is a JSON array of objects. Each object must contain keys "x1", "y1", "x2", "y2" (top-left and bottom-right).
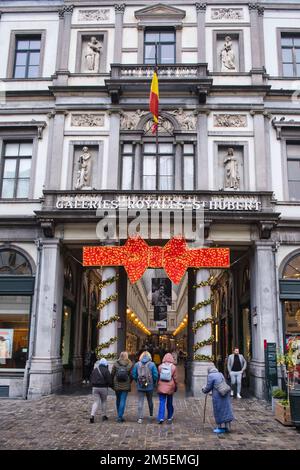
[
  {"x1": 90, "y1": 367, "x2": 103, "y2": 387},
  {"x1": 116, "y1": 364, "x2": 128, "y2": 382}
]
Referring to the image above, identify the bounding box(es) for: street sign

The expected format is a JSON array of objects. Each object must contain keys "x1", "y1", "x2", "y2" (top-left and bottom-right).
[{"x1": 265, "y1": 342, "x2": 278, "y2": 401}]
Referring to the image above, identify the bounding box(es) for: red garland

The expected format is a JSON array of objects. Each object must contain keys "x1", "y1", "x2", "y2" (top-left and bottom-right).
[{"x1": 83, "y1": 236, "x2": 230, "y2": 284}]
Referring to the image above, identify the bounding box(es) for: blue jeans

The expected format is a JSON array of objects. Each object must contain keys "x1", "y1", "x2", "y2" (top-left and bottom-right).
[
  {"x1": 157, "y1": 393, "x2": 174, "y2": 421},
  {"x1": 115, "y1": 391, "x2": 128, "y2": 419}
]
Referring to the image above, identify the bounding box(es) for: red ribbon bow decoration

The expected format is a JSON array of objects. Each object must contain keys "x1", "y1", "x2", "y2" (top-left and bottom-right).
[{"x1": 83, "y1": 236, "x2": 230, "y2": 284}]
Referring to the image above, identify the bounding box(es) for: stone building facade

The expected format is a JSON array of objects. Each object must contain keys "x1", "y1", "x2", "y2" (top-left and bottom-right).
[{"x1": 0, "y1": 0, "x2": 300, "y2": 400}]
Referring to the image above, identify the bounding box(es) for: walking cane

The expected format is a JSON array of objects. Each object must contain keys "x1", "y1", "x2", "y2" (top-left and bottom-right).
[{"x1": 203, "y1": 393, "x2": 208, "y2": 431}]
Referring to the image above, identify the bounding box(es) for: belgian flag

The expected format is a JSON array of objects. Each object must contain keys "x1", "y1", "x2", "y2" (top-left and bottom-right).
[{"x1": 149, "y1": 66, "x2": 159, "y2": 134}]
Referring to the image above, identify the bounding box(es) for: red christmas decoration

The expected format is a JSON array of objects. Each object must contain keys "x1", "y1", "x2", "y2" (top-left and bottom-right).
[{"x1": 83, "y1": 236, "x2": 230, "y2": 284}]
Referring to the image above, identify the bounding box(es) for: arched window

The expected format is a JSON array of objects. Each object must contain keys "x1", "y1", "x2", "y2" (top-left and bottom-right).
[
  {"x1": 0, "y1": 249, "x2": 32, "y2": 275},
  {"x1": 282, "y1": 254, "x2": 300, "y2": 279}
]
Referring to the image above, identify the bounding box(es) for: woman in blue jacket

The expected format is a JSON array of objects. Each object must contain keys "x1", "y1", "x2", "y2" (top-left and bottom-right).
[{"x1": 132, "y1": 351, "x2": 158, "y2": 424}]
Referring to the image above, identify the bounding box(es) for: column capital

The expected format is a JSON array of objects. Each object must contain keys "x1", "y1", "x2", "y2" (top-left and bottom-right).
[
  {"x1": 196, "y1": 3, "x2": 207, "y2": 13},
  {"x1": 115, "y1": 3, "x2": 126, "y2": 14},
  {"x1": 248, "y1": 3, "x2": 264, "y2": 15},
  {"x1": 58, "y1": 4, "x2": 74, "y2": 19}
]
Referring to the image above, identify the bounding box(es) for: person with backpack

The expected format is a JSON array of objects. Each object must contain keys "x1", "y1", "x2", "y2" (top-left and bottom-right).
[
  {"x1": 89, "y1": 358, "x2": 112, "y2": 423},
  {"x1": 132, "y1": 351, "x2": 158, "y2": 424},
  {"x1": 157, "y1": 352, "x2": 177, "y2": 424},
  {"x1": 111, "y1": 351, "x2": 132, "y2": 423},
  {"x1": 202, "y1": 365, "x2": 235, "y2": 433}
]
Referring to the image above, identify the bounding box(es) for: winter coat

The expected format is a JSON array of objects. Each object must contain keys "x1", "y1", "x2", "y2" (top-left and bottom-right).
[
  {"x1": 132, "y1": 355, "x2": 158, "y2": 392},
  {"x1": 111, "y1": 358, "x2": 132, "y2": 392},
  {"x1": 157, "y1": 353, "x2": 177, "y2": 395},
  {"x1": 202, "y1": 368, "x2": 235, "y2": 426},
  {"x1": 227, "y1": 354, "x2": 247, "y2": 373},
  {"x1": 90, "y1": 364, "x2": 112, "y2": 388}
]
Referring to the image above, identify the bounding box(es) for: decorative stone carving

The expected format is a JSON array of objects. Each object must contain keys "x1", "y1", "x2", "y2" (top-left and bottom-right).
[
  {"x1": 144, "y1": 116, "x2": 174, "y2": 134},
  {"x1": 71, "y1": 114, "x2": 104, "y2": 127},
  {"x1": 120, "y1": 110, "x2": 147, "y2": 130},
  {"x1": 114, "y1": 4, "x2": 126, "y2": 13},
  {"x1": 84, "y1": 36, "x2": 102, "y2": 72},
  {"x1": 75, "y1": 146, "x2": 93, "y2": 190},
  {"x1": 220, "y1": 36, "x2": 236, "y2": 72},
  {"x1": 211, "y1": 8, "x2": 243, "y2": 20},
  {"x1": 169, "y1": 108, "x2": 196, "y2": 130},
  {"x1": 196, "y1": 3, "x2": 207, "y2": 12},
  {"x1": 214, "y1": 114, "x2": 247, "y2": 127},
  {"x1": 78, "y1": 9, "x2": 110, "y2": 21},
  {"x1": 59, "y1": 5, "x2": 74, "y2": 19},
  {"x1": 224, "y1": 148, "x2": 240, "y2": 190}
]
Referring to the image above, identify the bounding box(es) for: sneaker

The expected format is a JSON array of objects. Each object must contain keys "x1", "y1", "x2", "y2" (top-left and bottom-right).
[
  {"x1": 237, "y1": 393, "x2": 242, "y2": 399},
  {"x1": 158, "y1": 420, "x2": 164, "y2": 425},
  {"x1": 230, "y1": 390, "x2": 234, "y2": 397},
  {"x1": 137, "y1": 419, "x2": 142, "y2": 424},
  {"x1": 213, "y1": 427, "x2": 226, "y2": 433},
  {"x1": 167, "y1": 416, "x2": 173, "y2": 423},
  {"x1": 102, "y1": 416, "x2": 108, "y2": 421},
  {"x1": 117, "y1": 417, "x2": 125, "y2": 423},
  {"x1": 90, "y1": 416, "x2": 94, "y2": 423},
  {"x1": 82, "y1": 380, "x2": 86, "y2": 384}
]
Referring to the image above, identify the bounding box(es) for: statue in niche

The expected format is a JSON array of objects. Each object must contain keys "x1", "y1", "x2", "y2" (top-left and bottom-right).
[
  {"x1": 220, "y1": 36, "x2": 236, "y2": 72},
  {"x1": 75, "y1": 146, "x2": 92, "y2": 189},
  {"x1": 223, "y1": 147, "x2": 240, "y2": 190},
  {"x1": 85, "y1": 36, "x2": 102, "y2": 72}
]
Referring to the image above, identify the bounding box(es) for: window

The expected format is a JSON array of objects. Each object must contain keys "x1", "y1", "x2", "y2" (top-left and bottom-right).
[
  {"x1": 143, "y1": 143, "x2": 174, "y2": 190},
  {"x1": 14, "y1": 36, "x2": 41, "y2": 79},
  {"x1": 1, "y1": 142, "x2": 32, "y2": 199},
  {"x1": 121, "y1": 143, "x2": 134, "y2": 190},
  {"x1": 283, "y1": 254, "x2": 300, "y2": 279},
  {"x1": 281, "y1": 34, "x2": 300, "y2": 77},
  {"x1": 287, "y1": 144, "x2": 300, "y2": 200},
  {"x1": 144, "y1": 30, "x2": 175, "y2": 65},
  {"x1": 183, "y1": 144, "x2": 194, "y2": 190},
  {"x1": 0, "y1": 250, "x2": 32, "y2": 275}
]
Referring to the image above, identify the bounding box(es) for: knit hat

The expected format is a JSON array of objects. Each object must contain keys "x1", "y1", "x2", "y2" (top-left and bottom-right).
[{"x1": 99, "y1": 358, "x2": 108, "y2": 367}]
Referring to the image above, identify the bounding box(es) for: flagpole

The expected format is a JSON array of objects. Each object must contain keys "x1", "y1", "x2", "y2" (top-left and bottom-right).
[{"x1": 155, "y1": 42, "x2": 159, "y2": 189}]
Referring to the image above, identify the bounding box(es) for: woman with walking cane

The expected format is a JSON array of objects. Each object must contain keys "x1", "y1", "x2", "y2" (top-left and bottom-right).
[{"x1": 202, "y1": 365, "x2": 235, "y2": 433}]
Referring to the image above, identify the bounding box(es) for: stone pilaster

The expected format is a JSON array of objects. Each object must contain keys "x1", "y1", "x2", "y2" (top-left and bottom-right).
[
  {"x1": 249, "y1": 3, "x2": 265, "y2": 83},
  {"x1": 98, "y1": 267, "x2": 118, "y2": 367},
  {"x1": 251, "y1": 110, "x2": 268, "y2": 191},
  {"x1": 27, "y1": 239, "x2": 64, "y2": 398},
  {"x1": 107, "y1": 110, "x2": 121, "y2": 189},
  {"x1": 175, "y1": 142, "x2": 183, "y2": 190},
  {"x1": 196, "y1": 111, "x2": 209, "y2": 190},
  {"x1": 45, "y1": 111, "x2": 66, "y2": 190},
  {"x1": 133, "y1": 141, "x2": 142, "y2": 190},
  {"x1": 55, "y1": 5, "x2": 74, "y2": 85},
  {"x1": 196, "y1": 3, "x2": 206, "y2": 63},
  {"x1": 191, "y1": 269, "x2": 214, "y2": 396},
  {"x1": 114, "y1": 4, "x2": 126, "y2": 63}
]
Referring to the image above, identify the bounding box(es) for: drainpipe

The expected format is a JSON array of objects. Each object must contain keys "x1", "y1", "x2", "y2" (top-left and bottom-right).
[{"x1": 23, "y1": 238, "x2": 43, "y2": 399}]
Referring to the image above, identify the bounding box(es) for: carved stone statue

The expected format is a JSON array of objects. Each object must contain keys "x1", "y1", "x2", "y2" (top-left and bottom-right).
[
  {"x1": 220, "y1": 36, "x2": 236, "y2": 72},
  {"x1": 169, "y1": 108, "x2": 196, "y2": 130},
  {"x1": 75, "y1": 146, "x2": 92, "y2": 189},
  {"x1": 85, "y1": 36, "x2": 102, "y2": 72},
  {"x1": 120, "y1": 109, "x2": 146, "y2": 130},
  {"x1": 224, "y1": 148, "x2": 240, "y2": 190}
]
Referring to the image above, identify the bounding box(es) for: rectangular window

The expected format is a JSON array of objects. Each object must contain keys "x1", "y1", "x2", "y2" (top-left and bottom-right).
[
  {"x1": 14, "y1": 36, "x2": 41, "y2": 79},
  {"x1": 1, "y1": 142, "x2": 32, "y2": 199},
  {"x1": 143, "y1": 143, "x2": 174, "y2": 190},
  {"x1": 281, "y1": 34, "x2": 300, "y2": 77},
  {"x1": 0, "y1": 295, "x2": 30, "y2": 369},
  {"x1": 144, "y1": 29, "x2": 175, "y2": 65},
  {"x1": 287, "y1": 144, "x2": 300, "y2": 200},
  {"x1": 121, "y1": 143, "x2": 134, "y2": 190},
  {"x1": 183, "y1": 144, "x2": 195, "y2": 190}
]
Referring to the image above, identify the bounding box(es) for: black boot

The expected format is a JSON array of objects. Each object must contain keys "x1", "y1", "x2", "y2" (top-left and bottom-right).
[{"x1": 90, "y1": 416, "x2": 94, "y2": 423}]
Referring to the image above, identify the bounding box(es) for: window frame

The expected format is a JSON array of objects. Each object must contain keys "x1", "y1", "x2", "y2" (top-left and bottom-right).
[
  {"x1": 142, "y1": 140, "x2": 175, "y2": 191},
  {"x1": 277, "y1": 28, "x2": 300, "y2": 77},
  {"x1": 0, "y1": 141, "x2": 33, "y2": 199},
  {"x1": 121, "y1": 142, "x2": 135, "y2": 191},
  {"x1": 7, "y1": 30, "x2": 46, "y2": 79},
  {"x1": 144, "y1": 28, "x2": 176, "y2": 65},
  {"x1": 286, "y1": 141, "x2": 300, "y2": 201},
  {"x1": 182, "y1": 143, "x2": 195, "y2": 191}
]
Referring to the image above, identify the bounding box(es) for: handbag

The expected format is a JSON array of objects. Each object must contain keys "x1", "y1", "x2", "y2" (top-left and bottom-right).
[{"x1": 214, "y1": 379, "x2": 231, "y2": 397}]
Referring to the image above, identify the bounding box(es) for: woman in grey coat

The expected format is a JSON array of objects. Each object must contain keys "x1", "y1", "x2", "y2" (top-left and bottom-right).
[{"x1": 202, "y1": 366, "x2": 235, "y2": 433}]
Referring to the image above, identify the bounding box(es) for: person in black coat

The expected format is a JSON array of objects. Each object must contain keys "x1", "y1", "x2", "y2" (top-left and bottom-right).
[{"x1": 89, "y1": 358, "x2": 112, "y2": 423}]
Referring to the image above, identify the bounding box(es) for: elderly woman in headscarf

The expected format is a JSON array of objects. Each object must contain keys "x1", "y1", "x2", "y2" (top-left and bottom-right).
[{"x1": 202, "y1": 365, "x2": 235, "y2": 433}]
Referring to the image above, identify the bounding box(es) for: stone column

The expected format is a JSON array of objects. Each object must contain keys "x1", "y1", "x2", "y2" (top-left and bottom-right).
[
  {"x1": 107, "y1": 110, "x2": 121, "y2": 189},
  {"x1": 98, "y1": 267, "x2": 118, "y2": 367},
  {"x1": 175, "y1": 142, "x2": 183, "y2": 190},
  {"x1": 175, "y1": 26, "x2": 182, "y2": 63},
  {"x1": 252, "y1": 110, "x2": 268, "y2": 191},
  {"x1": 72, "y1": 267, "x2": 83, "y2": 383},
  {"x1": 249, "y1": 3, "x2": 265, "y2": 83},
  {"x1": 27, "y1": 239, "x2": 64, "y2": 398},
  {"x1": 196, "y1": 3, "x2": 206, "y2": 63},
  {"x1": 45, "y1": 111, "x2": 66, "y2": 190},
  {"x1": 114, "y1": 4, "x2": 126, "y2": 63},
  {"x1": 191, "y1": 268, "x2": 214, "y2": 396},
  {"x1": 133, "y1": 141, "x2": 142, "y2": 190},
  {"x1": 250, "y1": 242, "x2": 278, "y2": 398},
  {"x1": 196, "y1": 111, "x2": 209, "y2": 189},
  {"x1": 55, "y1": 5, "x2": 74, "y2": 85}
]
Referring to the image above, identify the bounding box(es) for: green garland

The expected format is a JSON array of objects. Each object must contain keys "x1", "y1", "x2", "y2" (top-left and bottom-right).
[
  {"x1": 193, "y1": 335, "x2": 215, "y2": 352},
  {"x1": 97, "y1": 315, "x2": 120, "y2": 330},
  {"x1": 193, "y1": 276, "x2": 215, "y2": 289},
  {"x1": 192, "y1": 297, "x2": 212, "y2": 312},
  {"x1": 98, "y1": 274, "x2": 119, "y2": 290},
  {"x1": 192, "y1": 317, "x2": 213, "y2": 333},
  {"x1": 96, "y1": 336, "x2": 118, "y2": 355},
  {"x1": 98, "y1": 293, "x2": 118, "y2": 311},
  {"x1": 194, "y1": 354, "x2": 215, "y2": 362},
  {"x1": 97, "y1": 352, "x2": 118, "y2": 360}
]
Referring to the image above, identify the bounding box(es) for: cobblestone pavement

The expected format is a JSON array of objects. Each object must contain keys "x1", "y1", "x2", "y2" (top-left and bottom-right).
[{"x1": 1, "y1": 388, "x2": 300, "y2": 450}]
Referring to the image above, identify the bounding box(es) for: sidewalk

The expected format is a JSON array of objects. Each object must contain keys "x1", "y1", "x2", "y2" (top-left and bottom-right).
[{"x1": 0, "y1": 390, "x2": 299, "y2": 450}]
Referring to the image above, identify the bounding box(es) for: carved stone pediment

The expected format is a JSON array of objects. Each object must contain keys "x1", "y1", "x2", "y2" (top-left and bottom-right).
[
  {"x1": 144, "y1": 116, "x2": 174, "y2": 134},
  {"x1": 135, "y1": 3, "x2": 186, "y2": 25}
]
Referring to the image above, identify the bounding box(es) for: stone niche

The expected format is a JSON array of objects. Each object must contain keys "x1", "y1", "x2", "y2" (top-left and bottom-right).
[
  {"x1": 214, "y1": 32, "x2": 243, "y2": 73},
  {"x1": 72, "y1": 145, "x2": 100, "y2": 190},
  {"x1": 76, "y1": 33, "x2": 107, "y2": 73},
  {"x1": 216, "y1": 145, "x2": 244, "y2": 191}
]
